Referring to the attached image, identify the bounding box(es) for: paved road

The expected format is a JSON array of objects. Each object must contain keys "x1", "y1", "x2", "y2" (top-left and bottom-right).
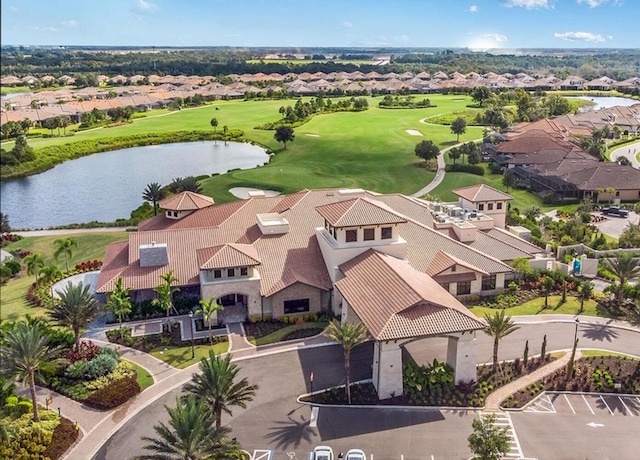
[
  {"x1": 92, "y1": 320, "x2": 640, "y2": 460},
  {"x1": 609, "y1": 141, "x2": 640, "y2": 169}
]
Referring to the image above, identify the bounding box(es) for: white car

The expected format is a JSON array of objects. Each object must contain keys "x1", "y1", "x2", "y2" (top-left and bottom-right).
[
  {"x1": 345, "y1": 449, "x2": 366, "y2": 460},
  {"x1": 312, "y1": 446, "x2": 334, "y2": 460}
]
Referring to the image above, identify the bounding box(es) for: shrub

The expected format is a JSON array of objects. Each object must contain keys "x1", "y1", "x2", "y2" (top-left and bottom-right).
[
  {"x1": 65, "y1": 348, "x2": 119, "y2": 380},
  {"x1": 84, "y1": 377, "x2": 141, "y2": 410},
  {"x1": 83, "y1": 360, "x2": 136, "y2": 391},
  {"x1": 64, "y1": 340, "x2": 101, "y2": 363},
  {"x1": 43, "y1": 418, "x2": 79, "y2": 460},
  {"x1": 445, "y1": 164, "x2": 484, "y2": 175}
]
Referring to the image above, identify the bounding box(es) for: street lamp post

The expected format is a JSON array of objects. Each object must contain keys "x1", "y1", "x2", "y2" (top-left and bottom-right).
[
  {"x1": 566, "y1": 318, "x2": 580, "y2": 381},
  {"x1": 573, "y1": 318, "x2": 580, "y2": 345},
  {"x1": 188, "y1": 311, "x2": 195, "y2": 360}
]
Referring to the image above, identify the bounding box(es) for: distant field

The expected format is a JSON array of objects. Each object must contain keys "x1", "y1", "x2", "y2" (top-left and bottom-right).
[{"x1": 245, "y1": 59, "x2": 375, "y2": 65}]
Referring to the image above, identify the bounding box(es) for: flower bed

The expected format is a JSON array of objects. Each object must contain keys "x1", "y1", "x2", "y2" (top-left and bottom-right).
[
  {"x1": 506, "y1": 356, "x2": 640, "y2": 409},
  {"x1": 105, "y1": 322, "x2": 228, "y2": 352},
  {"x1": 244, "y1": 313, "x2": 324, "y2": 340}
]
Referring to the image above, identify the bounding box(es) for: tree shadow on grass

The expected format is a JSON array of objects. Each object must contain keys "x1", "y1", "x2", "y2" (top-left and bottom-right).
[
  {"x1": 580, "y1": 322, "x2": 619, "y2": 342},
  {"x1": 263, "y1": 414, "x2": 317, "y2": 450}
]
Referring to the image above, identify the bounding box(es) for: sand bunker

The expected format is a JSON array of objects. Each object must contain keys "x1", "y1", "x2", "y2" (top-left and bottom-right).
[
  {"x1": 305, "y1": 134, "x2": 320, "y2": 137},
  {"x1": 229, "y1": 187, "x2": 281, "y2": 199},
  {"x1": 405, "y1": 129, "x2": 423, "y2": 136}
]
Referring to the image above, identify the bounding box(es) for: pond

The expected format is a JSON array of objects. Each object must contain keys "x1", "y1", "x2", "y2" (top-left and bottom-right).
[
  {"x1": 567, "y1": 96, "x2": 639, "y2": 111},
  {"x1": 0, "y1": 141, "x2": 269, "y2": 229}
]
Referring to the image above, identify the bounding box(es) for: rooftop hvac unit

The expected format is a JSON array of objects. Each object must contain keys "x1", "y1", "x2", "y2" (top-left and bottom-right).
[{"x1": 449, "y1": 207, "x2": 464, "y2": 217}]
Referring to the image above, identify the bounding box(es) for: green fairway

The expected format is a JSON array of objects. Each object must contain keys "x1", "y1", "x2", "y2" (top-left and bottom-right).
[{"x1": 0, "y1": 231, "x2": 128, "y2": 322}]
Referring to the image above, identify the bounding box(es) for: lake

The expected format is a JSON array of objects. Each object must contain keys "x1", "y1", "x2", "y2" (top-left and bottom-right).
[
  {"x1": 0, "y1": 141, "x2": 269, "y2": 229},
  {"x1": 567, "y1": 96, "x2": 639, "y2": 111}
]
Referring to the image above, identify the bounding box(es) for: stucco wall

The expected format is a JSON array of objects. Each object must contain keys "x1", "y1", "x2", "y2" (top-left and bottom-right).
[
  {"x1": 269, "y1": 282, "x2": 324, "y2": 319},
  {"x1": 200, "y1": 278, "x2": 262, "y2": 318}
]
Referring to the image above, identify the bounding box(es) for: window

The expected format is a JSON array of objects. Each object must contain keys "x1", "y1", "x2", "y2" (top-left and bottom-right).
[
  {"x1": 497, "y1": 202, "x2": 503, "y2": 210},
  {"x1": 451, "y1": 265, "x2": 456, "y2": 272},
  {"x1": 284, "y1": 298, "x2": 310, "y2": 314},
  {"x1": 346, "y1": 229, "x2": 357, "y2": 242},
  {"x1": 227, "y1": 268, "x2": 235, "y2": 277},
  {"x1": 457, "y1": 281, "x2": 471, "y2": 296},
  {"x1": 482, "y1": 274, "x2": 496, "y2": 291},
  {"x1": 363, "y1": 228, "x2": 375, "y2": 241},
  {"x1": 240, "y1": 267, "x2": 248, "y2": 276},
  {"x1": 442, "y1": 283, "x2": 450, "y2": 292},
  {"x1": 381, "y1": 227, "x2": 392, "y2": 239},
  {"x1": 488, "y1": 203, "x2": 494, "y2": 211},
  {"x1": 478, "y1": 204, "x2": 484, "y2": 211},
  {"x1": 615, "y1": 191, "x2": 620, "y2": 197},
  {"x1": 214, "y1": 269, "x2": 222, "y2": 279}
]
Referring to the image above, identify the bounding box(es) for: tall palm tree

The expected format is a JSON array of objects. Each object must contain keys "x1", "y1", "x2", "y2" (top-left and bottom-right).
[
  {"x1": 183, "y1": 350, "x2": 258, "y2": 429},
  {"x1": 48, "y1": 281, "x2": 102, "y2": 352},
  {"x1": 605, "y1": 253, "x2": 640, "y2": 309},
  {"x1": 139, "y1": 395, "x2": 240, "y2": 460},
  {"x1": 24, "y1": 253, "x2": 45, "y2": 288},
  {"x1": 106, "y1": 277, "x2": 132, "y2": 340},
  {"x1": 0, "y1": 321, "x2": 61, "y2": 421},
  {"x1": 143, "y1": 182, "x2": 164, "y2": 216},
  {"x1": 39, "y1": 265, "x2": 63, "y2": 308},
  {"x1": 153, "y1": 270, "x2": 180, "y2": 318},
  {"x1": 196, "y1": 297, "x2": 224, "y2": 346},
  {"x1": 324, "y1": 319, "x2": 368, "y2": 404},
  {"x1": 483, "y1": 310, "x2": 520, "y2": 374},
  {"x1": 53, "y1": 237, "x2": 77, "y2": 274}
]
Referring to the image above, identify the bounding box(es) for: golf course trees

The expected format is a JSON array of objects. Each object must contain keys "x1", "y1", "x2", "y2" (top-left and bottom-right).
[
  {"x1": 483, "y1": 310, "x2": 519, "y2": 374},
  {"x1": 210, "y1": 117, "x2": 219, "y2": 132},
  {"x1": 53, "y1": 237, "x2": 77, "y2": 275},
  {"x1": 414, "y1": 139, "x2": 440, "y2": 163},
  {"x1": 448, "y1": 147, "x2": 461, "y2": 164},
  {"x1": 471, "y1": 86, "x2": 493, "y2": 107},
  {"x1": 451, "y1": 116, "x2": 467, "y2": 142},
  {"x1": 274, "y1": 125, "x2": 295, "y2": 149},
  {"x1": 142, "y1": 182, "x2": 165, "y2": 216}
]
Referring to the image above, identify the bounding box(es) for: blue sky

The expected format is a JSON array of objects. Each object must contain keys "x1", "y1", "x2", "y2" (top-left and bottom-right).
[{"x1": 1, "y1": 0, "x2": 637, "y2": 49}]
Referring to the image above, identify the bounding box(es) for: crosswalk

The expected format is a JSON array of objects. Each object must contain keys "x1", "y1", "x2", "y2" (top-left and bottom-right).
[{"x1": 481, "y1": 412, "x2": 529, "y2": 460}]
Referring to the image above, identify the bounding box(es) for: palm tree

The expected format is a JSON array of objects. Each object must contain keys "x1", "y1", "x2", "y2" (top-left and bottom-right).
[
  {"x1": 53, "y1": 237, "x2": 77, "y2": 274},
  {"x1": 542, "y1": 276, "x2": 555, "y2": 308},
  {"x1": 140, "y1": 395, "x2": 240, "y2": 460},
  {"x1": 579, "y1": 281, "x2": 594, "y2": 313},
  {"x1": 24, "y1": 253, "x2": 45, "y2": 288},
  {"x1": 196, "y1": 297, "x2": 224, "y2": 346},
  {"x1": 153, "y1": 270, "x2": 180, "y2": 318},
  {"x1": 605, "y1": 253, "x2": 640, "y2": 309},
  {"x1": 183, "y1": 350, "x2": 258, "y2": 429},
  {"x1": 106, "y1": 277, "x2": 132, "y2": 340},
  {"x1": 48, "y1": 281, "x2": 102, "y2": 352},
  {"x1": 0, "y1": 321, "x2": 61, "y2": 421},
  {"x1": 143, "y1": 182, "x2": 164, "y2": 216},
  {"x1": 324, "y1": 319, "x2": 368, "y2": 404},
  {"x1": 483, "y1": 310, "x2": 520, "y2": 374}
]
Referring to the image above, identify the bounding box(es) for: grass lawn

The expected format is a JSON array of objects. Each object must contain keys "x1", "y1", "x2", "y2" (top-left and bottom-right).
[
  {"x1": 0, "y1": 231, "x2": 128, "y2": 322},
  {"x1": 127, "y1": 360, "x2": 154, "y2": 390},
  {"x1": 469, "y1": 295, "x2": 603, "y2": 318},
  {"x1": 579, "y1": 350, "x2": 639, "y2": 359},
  {"x1": 248, "y1": 321, "x2": 328, "y2": 346},
  {"x1": 149, "y1": 341, "x2": 228, "y2": 369}
]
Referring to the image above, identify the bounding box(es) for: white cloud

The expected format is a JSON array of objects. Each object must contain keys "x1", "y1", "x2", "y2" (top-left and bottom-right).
[
  {"x1": 32, "y1": 26, "x2": 58, "y2": 32},
  {"x1": 503, "y1": 0, "x2": 552, "y2": 8},
  {"x1": 61, "y1": 19, "x2": 78, "y2": 28},
  {"x1": 133, "y1": 0, "x2": 158, "y2": 12},
  {"x1": 395, "y1": 34, "x2": 410, "y2": 43},
  {"x1": 554, "y1": 31, "x2": 606, "y2": 42},
  {"x1": 468, "y1": 5, "x2": 479, "y2": 12},
  {"x1": 607, "y1": 35, "x2": 614, "y2": 40},
  {"x1": 484, "y1": 33, "x2": 508, "y2": 42},
  {"x1": 576, "y1": 0, "x2": 620, "y2": 7},
  {"x1": 342, "y1": 21, "x2": 353, "y2": 28}
]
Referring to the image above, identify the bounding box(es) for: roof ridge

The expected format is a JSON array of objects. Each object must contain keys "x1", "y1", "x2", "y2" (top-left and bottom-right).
[{"x1": 483, "y1": 227, "x2": 543, "y2": 254}]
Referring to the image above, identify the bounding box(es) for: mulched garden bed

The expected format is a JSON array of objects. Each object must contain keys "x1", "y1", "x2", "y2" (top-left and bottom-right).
[
  {"x1": 106, "y1": 322, "x2": 227, "y2": 352},
  {"x1": 280, "y1": 327, "x2": 325, "y2": 341},
  {"x1": 505, "y1": 356, "x2": 640, "y2": 409}
]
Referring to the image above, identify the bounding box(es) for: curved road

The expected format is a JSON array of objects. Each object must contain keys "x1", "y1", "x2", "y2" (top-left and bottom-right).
[
  {"x1": 92, "y1": 317, "x2": 640, "y2": 460},
  {"x1": 610, "y1": 141, "x2": 640, "y2": 169}
]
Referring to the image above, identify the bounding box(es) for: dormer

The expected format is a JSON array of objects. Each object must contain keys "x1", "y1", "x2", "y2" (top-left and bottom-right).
[
  {"x1": 452, "y1": 184, "x2": 513, "y2": 229},
  {"x1": 159, "y1": 191, "x2": 214, "y2": 220},
  {"x1": 197, "y1": 244, "x2": 261, "y2": 284}
]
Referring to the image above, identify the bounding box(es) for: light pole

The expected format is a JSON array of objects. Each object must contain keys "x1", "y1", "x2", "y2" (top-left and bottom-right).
[
  {"x1": 573, "y1": 318, "x2": 580, "y2": 344},
  {"x1": 566, "y1": 318, "x2": 580, "y2": 381},
  {"x1": 188, "y1": 311, "x2": 195, "y2": 360}
]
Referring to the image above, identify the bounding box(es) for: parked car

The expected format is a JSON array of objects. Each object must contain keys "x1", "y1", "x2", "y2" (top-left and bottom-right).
[
  {"x1": 345, "y1": 449, "x2": 366, "y2": 460},
  {"x1": 312, "y1": 446, "x2": 334, "y2": 460},
  {"x1": 601, "y1": 206, "x2": 629, "y2": 218}
]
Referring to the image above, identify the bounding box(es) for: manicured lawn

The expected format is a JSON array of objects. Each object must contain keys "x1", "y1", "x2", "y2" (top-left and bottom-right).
[
  {"x1": 127, "y1": 360, "x2": 155, "y2": 390},
  {"x1": 0, "y1": 231, "x2": 127, "y2": 321},
  {"x1": 149, "y1": 341, "x2": 229, "y2": 369},
  {"x1": 579, "y1": 350, "x2": 638, "y2": 359},
  {"x1": 248, "y1": 321, "x2": 328, "y2": 346},
  {"x1": 469, "y1": 295, "x2": 602, "y2": 318}
]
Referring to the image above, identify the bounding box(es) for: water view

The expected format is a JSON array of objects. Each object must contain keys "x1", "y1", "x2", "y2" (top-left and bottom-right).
[
  {"x1": 0, "y1": 141, "x2": 269, "y2": 229},
  {"x1": 568, "y1": 96, "x2": 639, "y2": 111}
]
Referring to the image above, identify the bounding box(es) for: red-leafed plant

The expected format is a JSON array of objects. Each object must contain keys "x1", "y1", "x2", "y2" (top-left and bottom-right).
[{"x1": 64, "y1": 340, "x2": 101, "y2": 362}]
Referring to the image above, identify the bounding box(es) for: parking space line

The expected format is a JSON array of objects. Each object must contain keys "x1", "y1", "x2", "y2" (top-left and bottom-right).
[
  {"x1": 618, "y1": 397, "x2": 633, "y2": 416},
  {"x1": 600, "y1": 396, "x2": 614, "y2": 415},
  {"x1": 564, "y1": 394, "x2": 576, "y2": 414},
  {"x1": 582, "y1": 395, "x2": 595, "y2": 415}
]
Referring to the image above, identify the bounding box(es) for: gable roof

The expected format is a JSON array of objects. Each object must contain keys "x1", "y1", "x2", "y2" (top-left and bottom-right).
[
  {"x1": 336, "y1": 250, "x2": 485, "y2": 341},
  {"x1": 453, "y1": 184, "x2": 513, "y2": 203},
  {"x1": 196, "y1": 244, "x2": 261, "y2": 270},
  {"x1": 315, "y1": 197, "x2": 407, "y2": 227},
  {"x1": 159, "y1": 191, "x2": 214, "y2": 211},
  {"x1": 425, "y1": 250, "x2": 489, "y2": 277}
]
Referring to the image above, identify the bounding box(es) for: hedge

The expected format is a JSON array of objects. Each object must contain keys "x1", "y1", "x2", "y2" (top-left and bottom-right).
[
  {"x1": 83, "y1": 377, "x2": 141, "y2": 410},
  {"x1": 445, "y1": 164, "x2": 485, "y2": 175},
  {"x1": 43, "y1": 418, "x2": 80, "y2": 460}
]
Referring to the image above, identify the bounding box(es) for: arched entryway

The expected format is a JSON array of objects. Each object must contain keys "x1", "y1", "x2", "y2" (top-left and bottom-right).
[{"x1": 217, "y1": 293, "x2": 248, "y2": 324}]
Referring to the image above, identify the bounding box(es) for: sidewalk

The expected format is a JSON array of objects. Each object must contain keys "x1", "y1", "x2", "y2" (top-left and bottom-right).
[{"x1": 484, "y1": 350, "x2": 581, "y2": 411}]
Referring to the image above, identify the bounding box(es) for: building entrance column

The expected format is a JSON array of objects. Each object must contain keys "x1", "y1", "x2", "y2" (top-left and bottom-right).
[
  {"x1": 372, "y1": 340, "x2": 403, "y2": 400},
  {"x1": 446, "y1": 332, "x2": 477, "y2": 383}
]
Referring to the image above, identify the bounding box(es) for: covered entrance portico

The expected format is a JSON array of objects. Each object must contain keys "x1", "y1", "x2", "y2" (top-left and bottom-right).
[{"x1": 217, "y1": 293, "x2": 248, "y2": 324}]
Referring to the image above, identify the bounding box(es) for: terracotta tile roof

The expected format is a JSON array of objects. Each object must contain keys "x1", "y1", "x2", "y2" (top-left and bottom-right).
[
  {"x1": 196, "y1": 244, "x2": 261, "y2": 270},
  {"x1": 315, "y1": 198, "x2": 407, "y2": 227},
  {"x1": 159, "y1": 191, "x2": 214, "y2": 211},
  {"x1": 137, "y1": 200, "x2": 247, "y2": 231},
  {"x1": 432, "y1": 272, "x2": 477, "y2": 284},
  {"x1": 269, "y1": 189, "x2": 310, "y2": 213},
  {"x1": 453, "y1": 184, "x2": 513, "y2": 203},
  {"x1": 336, "y1": 250, "x2": 485, "y2": 340},
  {"x1": 425, "y1": 250, "x2": 489, "y2": 276},
  {"x1": 96, "y1": 241, "x2": 129, "y2": 293}
]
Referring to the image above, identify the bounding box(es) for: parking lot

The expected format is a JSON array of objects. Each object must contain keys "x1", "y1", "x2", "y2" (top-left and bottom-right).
[{"x1": 524, "y1": 392, "x2": 640, "y2": 417}]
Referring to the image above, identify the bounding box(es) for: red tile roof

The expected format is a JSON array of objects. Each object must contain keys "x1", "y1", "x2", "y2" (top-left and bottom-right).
[
  {"x1": 453, "y1": 184, "x2": 513, "y2": 203},
  {"x1": 425, "y1": 250, "x2": 489, "y2": 277},
  {"x1": 196, "y1": 244, "x2": 261, "y2": 270},
  {"x1": 159, "y1": 191, "x2": 214, "y2": 211},
  {"x1": 315, "y1": 198, "x2": 407, "y2": 227}
]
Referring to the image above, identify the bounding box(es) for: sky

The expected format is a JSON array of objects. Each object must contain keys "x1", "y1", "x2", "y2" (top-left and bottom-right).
[{"x1": 1, "y1": 0, "x2": 638, "y2": 50}]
